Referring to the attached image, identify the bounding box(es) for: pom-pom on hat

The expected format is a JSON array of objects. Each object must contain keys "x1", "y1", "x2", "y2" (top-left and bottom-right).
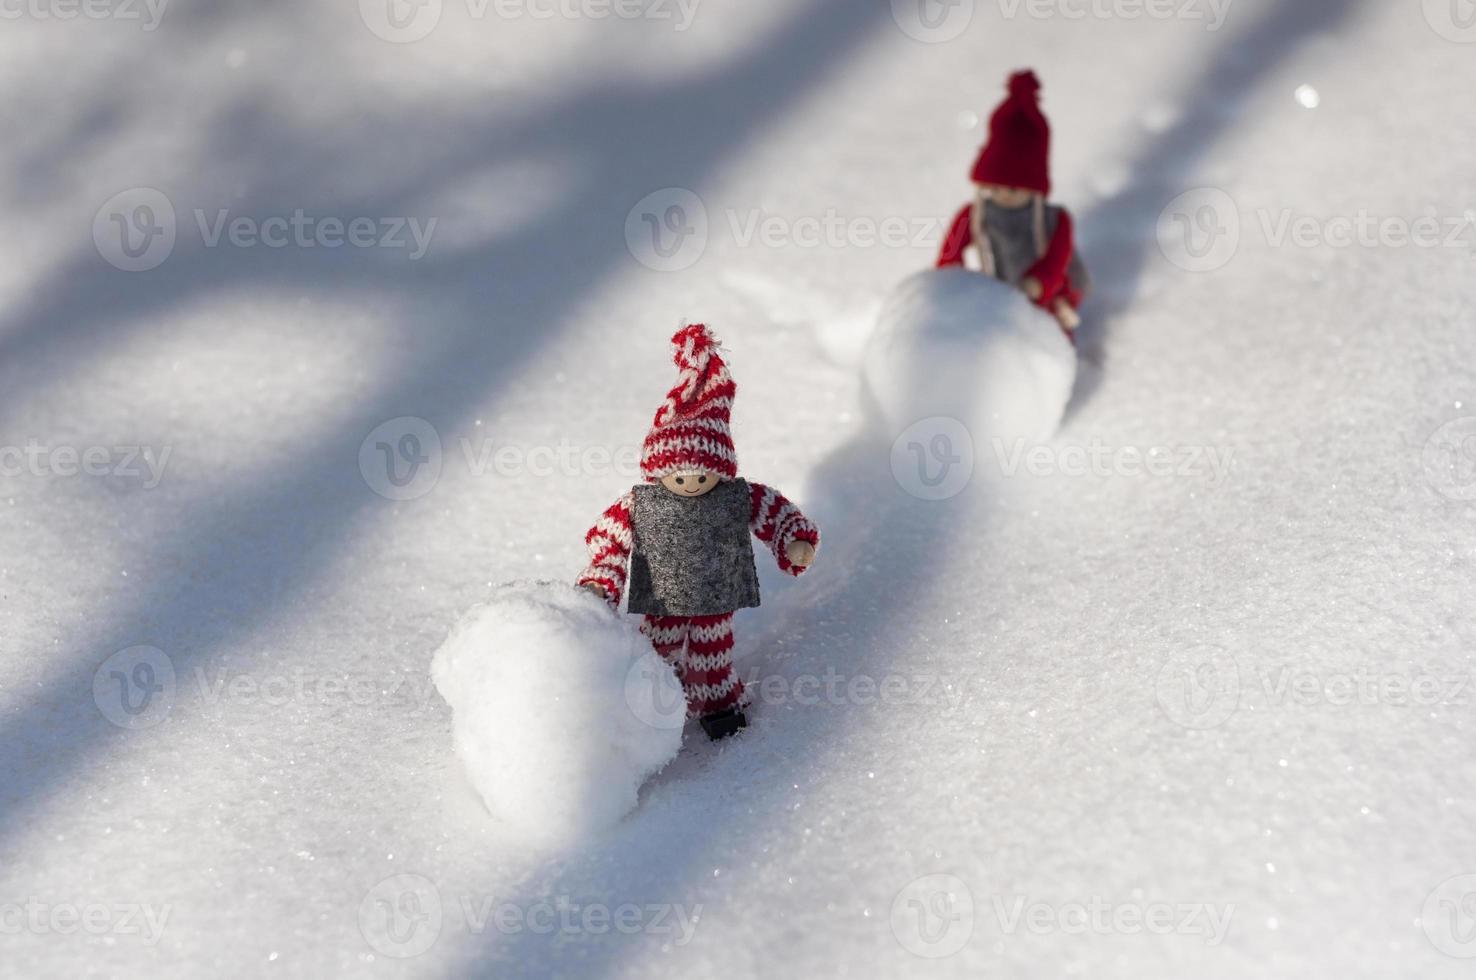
[
  {"x1": 970, "y1": 70, "x2": 1052, "y2": 195},
  {"x1": 639, "y1": 324, "x2": 738, "y2": 482}
]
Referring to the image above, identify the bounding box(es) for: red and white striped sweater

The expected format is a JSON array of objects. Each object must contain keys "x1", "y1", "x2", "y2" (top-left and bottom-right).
[{"x1": 577, "y1": 481, "x2": 819, "y2": 608}]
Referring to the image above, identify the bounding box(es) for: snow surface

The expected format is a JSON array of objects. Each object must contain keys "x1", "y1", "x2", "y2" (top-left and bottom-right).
[
  {"x1": 3, "y1": 0, "x2": 1476, "y2": 978},
  {"x1": 430, "y1": 582, "x2": 684, "y2": 846}
]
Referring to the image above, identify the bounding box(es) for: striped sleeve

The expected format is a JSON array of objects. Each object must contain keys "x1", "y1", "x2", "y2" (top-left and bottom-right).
[
  {"x1": 575, "y1": 490, "x2": 636, "y2": 606},
  {"x1": 748, "y1": 482, "x2": 820, "y2": 576}
]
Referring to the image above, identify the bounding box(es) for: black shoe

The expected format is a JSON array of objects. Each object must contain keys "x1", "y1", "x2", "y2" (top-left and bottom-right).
[{"x1": 699, "y1": 707, "x2": 747, "y2": 741}]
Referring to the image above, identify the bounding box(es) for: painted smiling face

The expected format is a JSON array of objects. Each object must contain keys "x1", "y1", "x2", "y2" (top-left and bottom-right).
[{"x1": 659, "y1": 470, "x2": 721, "y2": 497}]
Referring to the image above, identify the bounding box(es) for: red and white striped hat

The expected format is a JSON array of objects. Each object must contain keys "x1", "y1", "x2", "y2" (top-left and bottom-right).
[{"x1": 640, "y1": 323, "x2": 738, "y2": 482}]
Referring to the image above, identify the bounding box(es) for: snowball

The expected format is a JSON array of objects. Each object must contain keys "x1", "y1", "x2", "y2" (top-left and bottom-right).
[
  {"x1": 862, "y1": 268, "x2": 1076, "y2": 448},
  {"x1": 431, "y1": 581, "x2": 685, "y2": 844}
]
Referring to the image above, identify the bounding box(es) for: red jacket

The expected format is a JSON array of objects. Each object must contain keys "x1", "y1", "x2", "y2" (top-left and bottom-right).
[{"x1": 937, "y1": 202, "x2": 1083, "y2": 311}]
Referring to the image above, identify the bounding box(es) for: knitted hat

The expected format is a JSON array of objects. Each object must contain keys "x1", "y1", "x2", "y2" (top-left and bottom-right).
[
  {"x1": 970, "y1": 70, "x2": 1052, "y2": 195},
  {"x1": 640, "y1": 323, "x2": 738, "y2": 482}
]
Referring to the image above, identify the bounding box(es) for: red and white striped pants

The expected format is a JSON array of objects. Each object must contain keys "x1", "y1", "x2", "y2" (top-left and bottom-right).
[{"x1": 640, "y1": 613, "x2": 743, "y2": 717}]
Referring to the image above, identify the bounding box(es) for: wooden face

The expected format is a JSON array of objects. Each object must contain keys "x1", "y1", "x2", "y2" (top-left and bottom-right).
[
  {"x1": 659, "y1": 471, "x2": 720, "y2": 497},
  {"x1": 977, "y1": 183, "x2": 1035, "y2": 209}
]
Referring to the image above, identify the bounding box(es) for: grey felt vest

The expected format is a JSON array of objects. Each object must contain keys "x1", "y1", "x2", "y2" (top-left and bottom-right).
[
  {"x1": 977, "y1": 200, "x2": 1090, "y2": 295},
  {"x1": 626, "y1": 478, "x2": 761, "y2": 617}
]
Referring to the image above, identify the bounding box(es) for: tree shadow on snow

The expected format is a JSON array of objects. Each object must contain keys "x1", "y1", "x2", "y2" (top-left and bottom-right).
[
  {"x1": 0, "y1": 0, "x2": 893, "y2": 859},
  {"x1": 1065, "y1": 0, "x2": 1365, "y2": 419}
]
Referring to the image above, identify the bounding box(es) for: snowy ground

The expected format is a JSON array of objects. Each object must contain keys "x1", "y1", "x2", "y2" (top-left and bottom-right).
[{"x1": 3, "y1": 0, "x2": 1476, "y2": 976}]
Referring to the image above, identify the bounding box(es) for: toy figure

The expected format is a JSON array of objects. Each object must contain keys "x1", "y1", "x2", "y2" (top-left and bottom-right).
[
  {"x1": 936, "y1": 70, "x2": 1090, "y2": 341},
  {"x1": 577, "y1": 324, "x2": 820, "y2": 741}
]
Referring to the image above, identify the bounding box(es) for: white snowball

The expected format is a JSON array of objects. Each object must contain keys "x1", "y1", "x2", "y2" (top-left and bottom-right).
[
  {"x1": 431, "y1": 581, "x2": 685, "y2": 844},
  {"x1": 862, "y1": 268, "x2": 1076, "y2": 448}
]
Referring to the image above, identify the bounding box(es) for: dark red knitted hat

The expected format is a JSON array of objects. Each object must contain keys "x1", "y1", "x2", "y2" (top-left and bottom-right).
[{"x1": 970, "y1": 70, "x2": 1052, "y2": 195}]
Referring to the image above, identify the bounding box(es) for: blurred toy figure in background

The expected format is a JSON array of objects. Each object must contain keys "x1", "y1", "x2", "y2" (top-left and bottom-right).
[{"x1": 937, "y1": 70, "x2": 1090, "y2": 341}]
